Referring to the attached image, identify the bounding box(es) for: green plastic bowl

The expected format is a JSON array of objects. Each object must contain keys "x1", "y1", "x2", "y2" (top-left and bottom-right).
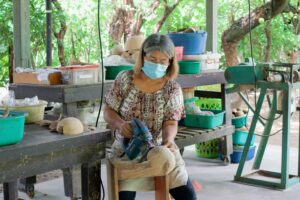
[
  {"x1": 0, "y1": 110, "x2": 28, "y2": 146},
  {"x1": 232, "y1": 114, "x2": 247, "y2": 128},
  {"x1": 178, "y1": 60, "x2": 201, "y2": 74},
  {"x1": 105, "y1": 65, "x2": 133, "y2": 80},
  {"x1": 233, "y1": 129, "x2": 256, "y2": 146}
]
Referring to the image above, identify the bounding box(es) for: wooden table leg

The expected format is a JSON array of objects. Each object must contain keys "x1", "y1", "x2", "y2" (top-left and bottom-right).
[
  {"x1": 81, "y1": 161, "x2": 101, "y2": 200},
  {"x1": 3, "y1": 181, "x2": 18, "y2": 200}
]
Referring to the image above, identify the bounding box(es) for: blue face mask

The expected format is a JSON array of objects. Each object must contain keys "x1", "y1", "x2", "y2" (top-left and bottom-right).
[{"x1": 142, "y1": 61, "x2": 168, "y2": 79}]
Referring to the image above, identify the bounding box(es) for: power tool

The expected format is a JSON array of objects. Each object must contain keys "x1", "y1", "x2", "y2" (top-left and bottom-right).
[{"x1": 123, "y1": 118, "x2": 154, "y2": 161}]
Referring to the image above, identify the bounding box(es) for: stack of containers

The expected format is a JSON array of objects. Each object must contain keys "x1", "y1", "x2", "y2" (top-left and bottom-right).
[
  {"x1": 231, "y1": 111, "x2": 256, "y2": 163},
  {"x1": 168, "y1": 32, "x2": 206, "y2": 74},
  {"x1": 192, "y1": 98, "x2": 224, "y2": 159}
]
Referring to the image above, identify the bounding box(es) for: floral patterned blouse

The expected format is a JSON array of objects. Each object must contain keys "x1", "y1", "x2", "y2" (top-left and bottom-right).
[{"x1": 104, "y1": 70, "x2": 184, "y2": 144}]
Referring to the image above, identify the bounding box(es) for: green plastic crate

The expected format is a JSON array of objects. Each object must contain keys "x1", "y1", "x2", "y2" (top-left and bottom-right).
[
  {"x1": 195, "y1": 139, "x2": 219, "y2": 158},
  {"x1": 105, "y1": 65, "x2": 133, "y2": 80},
  {"x1": 195, "y1": 98, "x2": 222, "y2": 110},
  {"x1": 185, "y1": 110, "x2": 225, "y2": 129},
  {"x1": 178, "y1": 60, "x2": 201, "y2": 74},
  {"x1": 0, "y1": 110, "x2": 27, "y2": 146}
]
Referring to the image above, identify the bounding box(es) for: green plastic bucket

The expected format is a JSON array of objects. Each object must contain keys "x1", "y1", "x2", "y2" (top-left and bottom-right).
[
  {"x1": 105, "y1": 65, "x2": 133, "y2": 80},
  {"x1": 0, "y1": 110, "x2": 28, "y2": 146},
  {"x1": 195, "y1": 139, "x2": 219, "y2": 158},
  {"x1": 178, "y1": 60, "x2": 201, "y2": 74}
]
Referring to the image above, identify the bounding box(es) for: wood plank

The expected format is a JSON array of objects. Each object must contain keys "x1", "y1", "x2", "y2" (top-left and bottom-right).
[
  {"x1": 0, "y1": 143, "x2": 105, "y2": 183},
  {"x1": 0, "y1": 125, "x2": 111, "y2": 163},
  {"x1": 175, "y1": 125, "x2": 234, "y2": 149}
]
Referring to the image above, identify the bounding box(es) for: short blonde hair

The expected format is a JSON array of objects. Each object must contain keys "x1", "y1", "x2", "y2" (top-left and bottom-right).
[{"x1": 134, "y1": 34, "x2": 179, "y2": 80}]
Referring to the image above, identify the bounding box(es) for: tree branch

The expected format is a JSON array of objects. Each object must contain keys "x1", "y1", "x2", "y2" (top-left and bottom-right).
[
  {"x1": 153, "y1": 0, "x2": 183, "y2": 33},
  {"x1": 131, "y1": 0, "x2": 160, "y2": 36}
]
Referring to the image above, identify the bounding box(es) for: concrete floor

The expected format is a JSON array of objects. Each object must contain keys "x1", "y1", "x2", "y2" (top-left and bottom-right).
[{"x1": 2, "y1": 144, "x2": 300, "y2": 200}]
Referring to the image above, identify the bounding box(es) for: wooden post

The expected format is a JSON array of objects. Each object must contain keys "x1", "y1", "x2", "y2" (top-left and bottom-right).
[
  {"x1": 46, "y1": 0, "x2": 52, "y2": 66},
  {"x1": 13, "y1": 0, "x2": 31, "y2": 68},
  {"x1": 206, "y1": 0, "x2": 218, "y2": 53}
]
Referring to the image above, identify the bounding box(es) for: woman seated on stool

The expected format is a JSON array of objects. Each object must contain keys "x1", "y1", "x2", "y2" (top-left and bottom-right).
[{"x1": 104, "y1": 33, "x2": 197, "y2": 200}]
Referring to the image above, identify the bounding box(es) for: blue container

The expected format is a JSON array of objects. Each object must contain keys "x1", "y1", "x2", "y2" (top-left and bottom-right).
[
  {"x1": 167, "y1": 32, "x2": 207, "y2": 55},
  {"x1": 0, "y1": 110, "x2": 27, "y2": 146},
  {"x1": 230, "y1": 145, "x2": 256, "y2": 163},
  {"x1": 233, "y1": 130, "x2": 256, "y2": 146}
]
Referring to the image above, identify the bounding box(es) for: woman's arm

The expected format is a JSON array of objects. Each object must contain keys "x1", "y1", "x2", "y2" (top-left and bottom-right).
[
  {"x1": 162, "y1": 120, "x2": 178, "y2": 151},
  {"x1": 103, "y1": 104, "x2": 132, "y2": 138}
]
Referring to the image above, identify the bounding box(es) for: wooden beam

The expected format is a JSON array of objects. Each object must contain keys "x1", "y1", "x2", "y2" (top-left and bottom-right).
[
  {"x1": 206, "y1": 0, "x2": 218, "y2": 53},
  {"x1": 13, "y1": 0, "x2": 31, "y2": 68}
]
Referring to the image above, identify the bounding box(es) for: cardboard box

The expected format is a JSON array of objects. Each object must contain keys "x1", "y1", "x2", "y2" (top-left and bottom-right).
[{"x1": 13, "y1": 71, "x2": 62, "y2": 85}]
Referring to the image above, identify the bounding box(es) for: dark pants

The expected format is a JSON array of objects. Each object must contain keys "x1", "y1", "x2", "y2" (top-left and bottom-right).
[{"x1": 119, "y1": 179, "x2": 197, "y2": 200}]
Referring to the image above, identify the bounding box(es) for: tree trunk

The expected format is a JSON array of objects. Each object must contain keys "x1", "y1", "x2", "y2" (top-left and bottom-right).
[
  {"x1": 222, "y1": 0, "x2": 288, "y2": 66},
  {"x1": 52, "y1": 0, "x2": 67, "y2": 66},
  {"x1": 8, "y1": 45, "x2": 14, "y2": 83},
  {"x1": 109, "y1": 0, "x2": 135, "y2": 44},
  {"x1": 264, "y1": 21, "x2": 272, "y2": 62}
]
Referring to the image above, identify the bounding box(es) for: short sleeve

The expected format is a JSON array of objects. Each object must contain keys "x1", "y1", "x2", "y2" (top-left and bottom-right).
[
  {"x1": 164, "y1": 82, "x2": 185, "y2": 121},
  {"x1": 104, "y1": 70, "x2": 130, "y2": 112}
]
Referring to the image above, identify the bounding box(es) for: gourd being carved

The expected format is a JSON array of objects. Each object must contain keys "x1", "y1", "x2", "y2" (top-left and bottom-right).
[{"x1": 56, "y1": 117, "x2": 84, "y2": 136}]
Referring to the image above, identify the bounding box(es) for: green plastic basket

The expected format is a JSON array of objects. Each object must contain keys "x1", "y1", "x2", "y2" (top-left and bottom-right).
[
  {"x1": 185, "y1": 110, "x2": 225, "y2": 129},
  {"x1": 105, "y1": 65, "x2": 133, "y2": 80},
  {"x1": 0, "y1": 110, "x2": 28, "y2": 146},
  {"x1": 195, "y1": 98, "x2": 222, "y2": 110},
  {"x1": 178, "y1": 60, "x2": 201, "y2": 74},
  {"x1": 195, "y1": 139, "x2": 219, "y2": 158}
]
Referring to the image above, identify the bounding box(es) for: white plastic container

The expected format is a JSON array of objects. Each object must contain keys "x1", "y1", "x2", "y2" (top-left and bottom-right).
[
  {"x1": 198, "y1": 53, "x2": 221, "y2": 70},
  {"x1": 183, "y1": 53, "x2": 221, "y2": 70},
  {"x1": 61, "y1": 65, "x2": 99, "y2": 85}
]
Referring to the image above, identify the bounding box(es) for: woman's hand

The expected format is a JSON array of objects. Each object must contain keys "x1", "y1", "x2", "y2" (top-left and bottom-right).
[
  {"x1": 162, "y1": 140, "x2": 177, "y2": 152},
  {"x1": 119, "y1": 121, "x2": 132, "y2": 138}
]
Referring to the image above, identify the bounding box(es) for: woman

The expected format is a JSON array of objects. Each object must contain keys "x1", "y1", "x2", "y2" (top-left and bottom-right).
[{"x1": 104, "y1": 34, "x2": 197, "y2": 200}]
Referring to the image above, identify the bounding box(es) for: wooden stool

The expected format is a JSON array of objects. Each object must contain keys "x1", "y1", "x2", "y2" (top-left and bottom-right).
[{"x1": 106, "y1": 159, "x2": 171, "y2": 200}]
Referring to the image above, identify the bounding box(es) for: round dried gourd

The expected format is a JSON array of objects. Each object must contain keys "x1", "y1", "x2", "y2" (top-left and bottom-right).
[{"x1": 56, "y1": 117, "x2": 84, "y2": 136}]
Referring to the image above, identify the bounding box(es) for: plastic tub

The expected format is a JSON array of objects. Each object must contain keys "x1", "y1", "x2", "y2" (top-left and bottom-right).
[
  {"x1": 230, "y1": 145, "x2": 256, "y2": 163},
  {"x1": 178, "y1": 60, "x2": 201, "y2": 74},
  {"x1": 185, "y1": 110, "x2": 225, "y2": 129},
  {"x1": 232, "y1": 114, "x2": 247, "y2": 128},
  {"x1": 0, "y1": 100, "x2": 47, "y2": 123},
  {"x1": 61, "y1": 65, "x2": 99, "y2": 85},
  {"x1": 105, "y1": 65, "x2": 133, "y2": 80},
  {"x1": 195, "y1": 139, "x2": 219, "y2": 158},
  {"x1": 233, "y1": 129, "x2": 256, "y2": 146},
  {"x1": 198, "y1": 53, "x2": 221, "y2": 70},
  {"x1": 0, "y1": 110, "x2": 27, "y2": 146},
  {"x1": 167, "y1": 32, "x2": 207, "y2": 55}
]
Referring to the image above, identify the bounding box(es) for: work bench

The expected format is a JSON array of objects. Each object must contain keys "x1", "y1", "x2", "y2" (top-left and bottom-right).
[{"x1": 0, "y1": 125, "x2": 110, "y2": 200}]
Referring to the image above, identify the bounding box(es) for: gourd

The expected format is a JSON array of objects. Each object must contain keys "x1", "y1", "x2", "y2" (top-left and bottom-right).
[{"x1": 56, "y1": 117, "x2": 84, "y2": 136}]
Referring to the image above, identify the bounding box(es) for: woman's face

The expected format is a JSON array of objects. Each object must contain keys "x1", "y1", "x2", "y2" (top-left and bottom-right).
[{"x1": 144, "y1": 50, "x2": 170, "y2": 67}]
